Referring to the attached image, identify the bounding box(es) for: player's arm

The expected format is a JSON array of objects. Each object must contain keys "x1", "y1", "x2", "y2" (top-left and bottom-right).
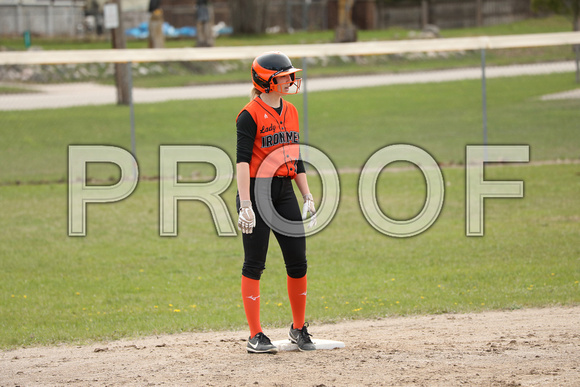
[
  {"x1": 236, "y1": 110, "x2": 257, "y2": 233},
  {"x1": 236, "y1": 162, "x2": 251, "y2": 202},
  {"x1": 295, "y1": 172, "x2": 317, "y2": 228},
  {"x1": 294, "y1": 172, "x2": 311, "y2": 199}
]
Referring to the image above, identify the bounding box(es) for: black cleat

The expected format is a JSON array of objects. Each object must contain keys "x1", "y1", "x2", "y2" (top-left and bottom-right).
[
  {"x1": 247, "y1": 332, "x2": 278, "y2": 354},
  {"x1": 288, "y1": 322, "x2": 316, "y2": 351}
]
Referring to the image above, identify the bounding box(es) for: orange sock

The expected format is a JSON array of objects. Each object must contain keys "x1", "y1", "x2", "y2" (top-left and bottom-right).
[
  {"x1": 287, "y1": 275, "x2": 307, "y2": 329},
  {"x1": 241, "y1": 275, "x2": 262, "y2": 337}
]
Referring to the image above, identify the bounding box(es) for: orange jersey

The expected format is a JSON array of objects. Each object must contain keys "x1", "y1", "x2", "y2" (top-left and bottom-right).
[{"x1": 237, "y1": 97, "x2": 300, "y2": 178}]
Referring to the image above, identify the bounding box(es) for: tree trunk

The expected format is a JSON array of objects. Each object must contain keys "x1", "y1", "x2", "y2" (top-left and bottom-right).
[
  {"x1": 476, "y1": 0, "x2": 483, "y2": 27},
  {"x1": 335, "y1": 0, "x2": 357, "y2": 42},
  {"x1": 148, "y1": 9, "x2": 165, "y2": 48},
  {"x1": 573, "y1": 0, "x2": 579, "y2": 31},
  {"x1": 228, "y1": 0, "x2": 269, "y2": 34}
]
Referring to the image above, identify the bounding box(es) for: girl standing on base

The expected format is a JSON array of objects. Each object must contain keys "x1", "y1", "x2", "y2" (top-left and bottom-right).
[{"x1": 236, "y1": 51, "x2": 317, "y2": 353}]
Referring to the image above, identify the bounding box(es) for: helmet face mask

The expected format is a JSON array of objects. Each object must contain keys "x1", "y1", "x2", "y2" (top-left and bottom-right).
[
  {"x1": 271, "y1": 73, "x2": 302, "y2": 94},
  {"x1": 252, "y1": 51, "x2": 302, "y2": 95}
]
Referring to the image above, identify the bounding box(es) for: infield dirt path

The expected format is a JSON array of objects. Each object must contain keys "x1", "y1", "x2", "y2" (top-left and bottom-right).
[{"x1": 1, "y1": 306, "x2": 578, "y2": 386}]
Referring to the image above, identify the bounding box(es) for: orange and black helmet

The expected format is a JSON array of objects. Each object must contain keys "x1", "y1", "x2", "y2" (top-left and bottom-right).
[{"x1": 251, "y1": 51, "x2": 302, "y2": 94}]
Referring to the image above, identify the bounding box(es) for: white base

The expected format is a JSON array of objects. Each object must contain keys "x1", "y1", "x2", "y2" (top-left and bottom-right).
[{"x1": 272, "y1": 339, "x2": 345, "y2": 351}]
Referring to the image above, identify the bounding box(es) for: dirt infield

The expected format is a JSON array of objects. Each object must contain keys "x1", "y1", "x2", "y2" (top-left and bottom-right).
[{"x1": 1, "y1": 306, "x2": 578, "y2": 386}]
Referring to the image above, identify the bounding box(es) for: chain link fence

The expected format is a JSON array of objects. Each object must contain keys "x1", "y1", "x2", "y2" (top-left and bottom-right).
[{"x1": 0, "y1": 32, "x2": 579, "y2": 184}]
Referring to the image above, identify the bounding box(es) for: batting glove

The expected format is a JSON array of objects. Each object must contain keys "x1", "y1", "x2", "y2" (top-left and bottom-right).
[
  {"x1": 238, "y1": 200, "x2": 256, "y2": 234},
  {"x1": 301, "y1": 193, "x2": 317, "y2": 229}
]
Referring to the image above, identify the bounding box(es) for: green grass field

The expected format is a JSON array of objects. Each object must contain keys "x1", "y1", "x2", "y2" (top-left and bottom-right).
[
  {"x1": 1, "y1": 72, "x2": 578, "y2": 185},
  {"x1": 1, "y1": 68, "x2": 579, "y2": 349},
  {"x1": 1, "y1": 14, "x2": 579, "y2": 348},
  {"x1": 0, "y1": 163, "x2": 578, "y2": 349}
]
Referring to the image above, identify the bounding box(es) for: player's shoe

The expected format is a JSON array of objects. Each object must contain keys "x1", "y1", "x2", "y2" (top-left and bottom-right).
[
  {"x1": 288, "y1": 322, "x2": 316, "y2": 351},
  {"x1": 247, "y1": 332, "x2": 278, "y2": 354}
]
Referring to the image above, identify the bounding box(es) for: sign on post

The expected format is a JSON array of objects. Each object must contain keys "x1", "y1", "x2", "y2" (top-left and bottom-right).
[{"x1": 103, "y1": 3, "x2": 119, "y2": 30}]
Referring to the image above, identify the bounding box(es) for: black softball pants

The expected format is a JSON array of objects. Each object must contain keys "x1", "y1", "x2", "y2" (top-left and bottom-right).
[{"x1": 236, "y1": 177, "x2": 307, "y2": 280}]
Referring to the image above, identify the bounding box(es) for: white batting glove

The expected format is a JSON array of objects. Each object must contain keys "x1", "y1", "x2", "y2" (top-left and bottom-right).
[
  {"x1": 301, "y1": 193, "x2": 317, "y2": 229},
  {"x1": 238, "y1": 200, "x2": 256, "y2": 234}
]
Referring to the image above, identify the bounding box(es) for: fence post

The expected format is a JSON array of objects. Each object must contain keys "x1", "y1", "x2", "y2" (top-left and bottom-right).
[
  {"x1": 421, "y1": 0, "x2": 429, "y2": 29},
  {"x1": 574, "y1": 44, "x2": 580, "y2": 83},
  {"x1": 128, "y1": 62, "x2": 136, "y2": 159},
  {"x1": 16, "y1": 0, "x2": 24, "y2": 35},
  {"x1": 47, "y1": 0, "x2": 54, "y2": 37},
  {"x1": 302, "y1": 57, "x2": 309, "y2": 163},
  {"x1": 481, "y1": 48, "x2": 488, "y2": 161}
]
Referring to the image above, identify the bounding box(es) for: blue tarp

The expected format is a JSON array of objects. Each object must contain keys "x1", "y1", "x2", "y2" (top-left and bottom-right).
[{"x1": 126, "y1": 22, "x2": 232, "y2": 39}]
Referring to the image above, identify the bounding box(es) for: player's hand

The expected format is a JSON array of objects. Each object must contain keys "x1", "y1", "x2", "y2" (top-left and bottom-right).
[
  {"x1": 238, "y1": 200, "x2": 256, "y2": 234},
  {"x1": 301, "y1": 193, "x2": 317, "y2": 229}
]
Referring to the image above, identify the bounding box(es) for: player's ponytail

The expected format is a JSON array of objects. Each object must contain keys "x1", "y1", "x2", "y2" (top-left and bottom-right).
[{"x1": 250, "y1": 87, "x2": 262, "y2": 100}]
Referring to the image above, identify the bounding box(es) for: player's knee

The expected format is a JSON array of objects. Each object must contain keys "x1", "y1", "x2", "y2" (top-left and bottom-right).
[
  {"x1": 286, "y1": 260, "x2": 307, "y2": 279},
  {"x1": 242, "y1": 264, "x2": 265, "y2": 280}
]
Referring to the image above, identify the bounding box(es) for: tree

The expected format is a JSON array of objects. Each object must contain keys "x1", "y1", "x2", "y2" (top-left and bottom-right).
[
  {"x1": 227, "y1": 0, "x2": 270, "y2": 34},
  {"x1": 532, "y1": 0, "x2": 580, "y2": 31}
]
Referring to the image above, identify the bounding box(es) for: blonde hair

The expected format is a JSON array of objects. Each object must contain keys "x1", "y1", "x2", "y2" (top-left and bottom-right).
[{"x1": 250, "y1": 87, "x2": 262, "y2": 100}]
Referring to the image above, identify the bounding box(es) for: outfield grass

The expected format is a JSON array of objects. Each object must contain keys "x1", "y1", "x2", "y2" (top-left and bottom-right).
[
  {"x1": 0, "y1": 163, "x2": 578, "y2": 349},
  {"x1": 0, "y1": 18, "x2": 579, "y2": 347},
  {"x1": 1, "y1": 72, "x2": 578, "y2": 185}
]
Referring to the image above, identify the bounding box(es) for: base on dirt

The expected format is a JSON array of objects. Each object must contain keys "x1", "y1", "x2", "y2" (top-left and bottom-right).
[{"x1": 272, "y1": 339, "x2": 345, "y2": 351}]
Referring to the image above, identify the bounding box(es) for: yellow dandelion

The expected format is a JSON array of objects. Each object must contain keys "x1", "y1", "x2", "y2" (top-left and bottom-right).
[
  {"x1": 139, "y1": 269, "x2": 144, "y2": 273},
  {"x1": 345, "y1": 301, "x2": 349, "y2": 304},
  {"x1": 173, "y1": 309, "x2": 181, "y2": 313},
  {"x1": 169, "y1": 304, "x2": 173, "y2": 307},
  {"x1": 154, "y1": 305, "x2": 158, "y2": 309},
  {"x1": 396, "y1": 301, "x2": 400, "y2": 304},
  {"x1": 23, "y1": 295, "x2": 27, "y2": 299},
  {"x1": 277, "y1": 303, "x2": 283, "y2": 307},
  {"x1": 190, "y1": 305, "x2": 197, "y2": 308},
  {"x1": 75, "y1": 292, "x2": 80, "y2": 295}
]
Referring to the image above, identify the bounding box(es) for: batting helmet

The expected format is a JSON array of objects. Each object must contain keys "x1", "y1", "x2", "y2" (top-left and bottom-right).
[{"x1": 251, "y1": 51, "x2": 302, "y2": 94}]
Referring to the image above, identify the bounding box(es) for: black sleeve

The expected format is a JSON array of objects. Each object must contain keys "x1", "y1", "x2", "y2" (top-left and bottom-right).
[
  {"x1": 236, "y1": 110, "x2": 257, "y2": 164},
  {"x1": 296, "y1": 158, "x2": 305, "y2": 174}
]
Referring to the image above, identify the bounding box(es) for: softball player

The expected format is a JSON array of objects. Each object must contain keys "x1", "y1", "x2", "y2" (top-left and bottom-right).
[{"x1": 236, "y1": 51, "x2": 317, "y2": 353}]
